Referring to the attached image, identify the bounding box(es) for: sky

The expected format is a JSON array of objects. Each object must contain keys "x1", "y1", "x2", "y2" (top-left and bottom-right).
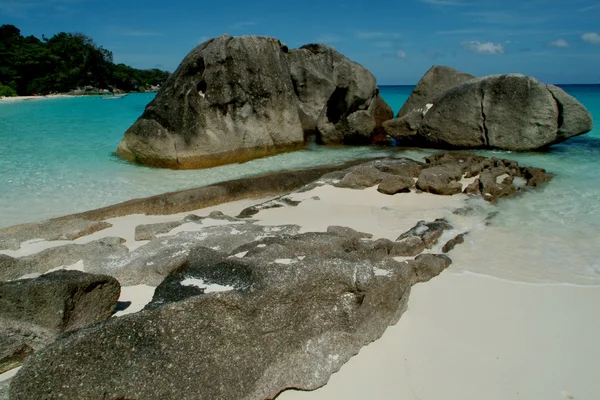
[{"x1": 1, "y1": 0, "x2": 599, "y2": 84}]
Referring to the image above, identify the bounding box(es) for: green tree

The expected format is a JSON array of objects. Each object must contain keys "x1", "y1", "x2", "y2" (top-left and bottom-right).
[{"x1": 0, "y1": 24, "x2": 170, "y2": 96}]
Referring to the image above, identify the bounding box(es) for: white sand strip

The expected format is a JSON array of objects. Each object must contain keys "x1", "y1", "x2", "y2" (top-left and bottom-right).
[
  {"x1": 280, "y1": 269, "x2": 600, "y2": 400},
  {"x1": 0, "y1": 367, "x2": 20, "y2": 383},
  {"x1": 112, "y1": 285, "x2": 156, "y2": 317},
  {"x1": 253, "y1": 186, "x2": 470, "y2": 240}
]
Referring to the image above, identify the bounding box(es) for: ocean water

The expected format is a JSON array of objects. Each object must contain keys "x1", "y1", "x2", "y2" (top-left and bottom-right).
[{"x1": 0, "y1": 85, "x2": 598, "y2": 285}]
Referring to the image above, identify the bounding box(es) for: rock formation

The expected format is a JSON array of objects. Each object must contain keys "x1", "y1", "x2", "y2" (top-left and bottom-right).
[
  {"x1": 396, "y1": 65, "x2": 476, "y2": 118},
  {"x1": 117, "y1": 36, "x2": 392, "y2": 169},
  {"x1": 0, "y1": 270, "x2": 120, "y2": 373},
  {"x1": 2, "y1": 153, "x2": 555, "y2": 398},
  {"x1": 9, "y1": 230, "x2": 449, "y2": 400},
  {"x1": 384, "y1": 67, "x2": 593, "y2": 151}
]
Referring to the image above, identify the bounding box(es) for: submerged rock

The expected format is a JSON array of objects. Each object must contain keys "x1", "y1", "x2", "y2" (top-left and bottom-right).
[{"x1": 9, "y1": 229, "x2": 450, "y2": 400}]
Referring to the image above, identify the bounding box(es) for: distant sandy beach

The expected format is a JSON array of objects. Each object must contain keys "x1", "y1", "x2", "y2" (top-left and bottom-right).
[
  {"x1": 1, "y1": 175, "x2": 599, "y2": 399},
  {"x1": 0, "y1": 94, "x2": 79, "y2": 103}
]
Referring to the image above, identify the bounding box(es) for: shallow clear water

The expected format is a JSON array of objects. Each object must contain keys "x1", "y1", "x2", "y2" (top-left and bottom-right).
[{"x1": 0, "y1": 85, "x2": 598, "y2": 284}]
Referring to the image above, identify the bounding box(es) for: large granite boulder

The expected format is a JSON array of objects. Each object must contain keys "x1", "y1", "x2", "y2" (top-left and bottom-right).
[
  {"x1": 116, "y1": 35, "x2": 305, "y2": 169},
  {"x1": 308, "y1": 44, "x2": 389, "y2": 145},
  {"x1": 417, "y1": 74, "x2": 593, "y2": 150},
  {"x1": 383, "y1": 66, "x2": 475, "y2": 142},
  {"x1": 397, "y1": 65, "x2": 476, "y2": 119},
  {"x1": 10, "y1": 229, "x2": 450, "y2": 400},
  {"x1": 0, "y1": 270, "x2": 120, "y2": 373},
  {"x1": 117, "y1": 37, "x2": 393, "y2": 169}
]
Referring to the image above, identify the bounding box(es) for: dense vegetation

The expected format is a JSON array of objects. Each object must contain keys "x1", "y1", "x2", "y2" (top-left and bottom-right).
[{"x1": 0, "y1": 24, "x2": 170, "y2": 96}]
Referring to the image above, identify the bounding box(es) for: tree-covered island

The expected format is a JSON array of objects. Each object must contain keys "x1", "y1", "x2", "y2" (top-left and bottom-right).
[{"x1": 0, "y1": 24, "x2": 171, "y2": 97}]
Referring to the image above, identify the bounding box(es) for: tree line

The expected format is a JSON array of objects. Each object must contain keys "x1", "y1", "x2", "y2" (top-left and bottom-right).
[{"x1": 0, "y1": 24, "x2": 171, "y2": 96}]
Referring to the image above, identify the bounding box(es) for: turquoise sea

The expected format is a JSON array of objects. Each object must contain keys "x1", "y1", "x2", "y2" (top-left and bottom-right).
[{"x1": 1, "y1": 85, "x2": 599, "y2": 284}]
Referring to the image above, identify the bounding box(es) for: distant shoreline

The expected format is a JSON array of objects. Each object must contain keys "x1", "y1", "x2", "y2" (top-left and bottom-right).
[
  {"x1": 0, "y1": 94, "x2": 83, "y2": 103},
  {"x1": 0, "y1": 92, "x2": 154, "y2": 104}
]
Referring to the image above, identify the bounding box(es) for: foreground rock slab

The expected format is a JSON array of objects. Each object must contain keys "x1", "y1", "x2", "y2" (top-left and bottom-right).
[
  {"x1": 0, "y1": 218, "x2": 111, "y2": 251},
  {"x1": 10, "y1": 229, "x2": 450, "y2": 400},
  {"x1": 0, "y1": 270, "x2": 120, "y2": 373}
]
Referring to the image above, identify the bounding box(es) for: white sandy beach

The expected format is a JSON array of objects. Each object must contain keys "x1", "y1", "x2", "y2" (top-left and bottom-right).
[
  {"x1": 0, "y1": 94, "x2": 78, "y2": 103},
  {"x1": 2, "y1": 183, "x2": 599, "y2": 399}
]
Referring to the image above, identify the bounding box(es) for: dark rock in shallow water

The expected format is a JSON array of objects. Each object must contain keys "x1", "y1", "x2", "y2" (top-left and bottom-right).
[
  {"x1": 116, "y1": 35, "x2": 305, "y2": 169},
  {"x1": 116, "y1": 37, "x2": 392, "y2": 169},
  {"x1": 0, "y1": 270, "x2": 120, "y2": 373},
  {"x1": 292, "y1": 44, "x2": 390, "y2": 145},
  {"x1": 395, "y1": 219, "x2": 453, "y2": 256},
  {"x1": 382, "y1": 111, "x2": 423, "y2": 142},
  {"x1": 397, "y1": 65, "x2": 476, "y2": 119},
  {"x1": 9, "y1": 229, "x2": 451, "y2": 400},
  {"x1": 418, "y1": 74, "x2": 593, "y2": 150},
  {"x1": 416, "y1": 165, "x2": 463, "y2": 195},
  {"x1": 384, "y1": 66, "x2": 476, "y2": 145},
  {"x1": 442, "y1": 233, "x2": 466, "y2": 253}
]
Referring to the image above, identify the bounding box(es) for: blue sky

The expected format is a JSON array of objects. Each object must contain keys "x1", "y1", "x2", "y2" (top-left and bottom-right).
[{"x1": 1, "y1": 0, "x2": 599, "y2": 84}]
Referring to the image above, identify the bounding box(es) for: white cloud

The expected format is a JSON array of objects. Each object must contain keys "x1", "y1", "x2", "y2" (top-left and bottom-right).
[
  {"x1": 396, "y1": 50, "x2": 407, "y2": 59},
  {"x1": 549, "y1": 38, "x2": 569, "y2": 48},
  {"x1": 460, "y1": 41, "x2": 505, "y2": 54},
  {"x1": 582, "y1": 32, "x2": 600, "y2": 44}
]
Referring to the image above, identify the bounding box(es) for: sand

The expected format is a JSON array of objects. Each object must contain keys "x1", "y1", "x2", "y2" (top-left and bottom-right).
[
  {"x1": 2, "y1": 183, "x2": 599, "y2": 399},
  {"x1": 280, "y1": 271, "x2": 600, "y2": 400},
  {"x1": 0, "y1": 94, "x2": 77, "y2": 103}
]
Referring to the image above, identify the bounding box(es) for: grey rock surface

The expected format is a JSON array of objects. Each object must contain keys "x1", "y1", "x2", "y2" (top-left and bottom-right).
[
  {"x1": 0, "y1": 270, "x2": 120, "y2": 373},
  {"x1": 116, "y1": 37, "x2": 392, "y2": 169},
  {"x1": 395, "y1": 219, "x2": 453, "y2": 256},
  {"x1": 397, "y1": 65, "x2": 476, "y2": 119},
  {"x1": 10, "y1": 229, "x2": 450, "y2": 400},
  {"x1": 115, "y1": 222, "x2": 300, "y2": 286},
  {"x1": 134, "y1": 212, "x2": 238, "y2": 241},
  {"x1": 382, "y1": 112, "x2": 423, "y2": 141},
  {"x1": 377, "y1": 175, "x2": 415, "y2": 195},
  {"x1": 116, "y1": 35, "x2": 305, "y2": 169},
  {"x1": 418, "y1": 74, "x2": 592, "y2": 150},
  {"x1": 442, "y1": 233, "x2": 466, "y2": 253},
  {"x1": 416, "y1": 165, "x2": 463, "y2": 195},
  {"x1": 0, "y1": 218, "x2": 111, "y2": 251},
  {"x1": 0, "y1": 237, "x2": 129, "y2": 282},
  {"x1": 546, "y1": 84, "x2": 594, "y2": 141},
  {"x1": 333, "y1": 158, "x2": 424, "y2": 190}
]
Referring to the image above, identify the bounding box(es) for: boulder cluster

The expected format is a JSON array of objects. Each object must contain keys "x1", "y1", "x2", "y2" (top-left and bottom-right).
[
  {"x1": 116, "y1": 36, "x2": 592, "y2": 170},
  {"x1": 116, "y1": 36, "x2": 392, "y2": 169}
]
